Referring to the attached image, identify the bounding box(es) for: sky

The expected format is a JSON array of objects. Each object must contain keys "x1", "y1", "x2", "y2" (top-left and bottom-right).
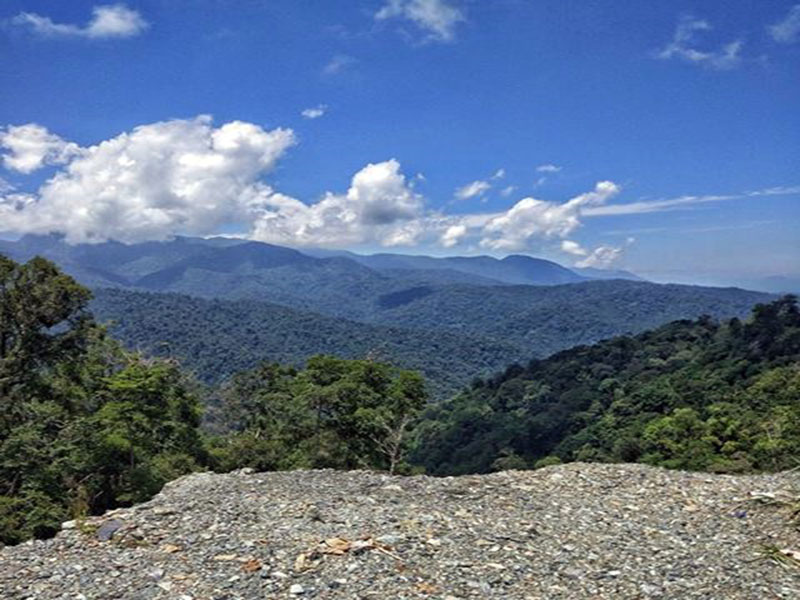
[{"x1": 0, "y1": 0, "x2": 798, "y2": 287}]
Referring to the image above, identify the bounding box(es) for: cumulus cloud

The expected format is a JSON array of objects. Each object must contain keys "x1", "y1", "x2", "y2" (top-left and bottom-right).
[
  {"x1": 0, "y1": 116, "x2": 295, "y2": 243},
  {"x1": 454, "y1": 179, "x2": 490, "y2": 200},
  {"x1": 491, "y1": 168, "x2": 505, "y2": 180},
  {"x1": 0, "y1": 124, "x2": 82, "y2": 174},
  {"x1": 536, "y1": 164, "x2": 561, "y2": 173},
  {"x1": 560, "y1": 240, "x2": 588, "y2": 256},
  {"x1": 500, "y1": 185, "x2": 517, "y2": 197},
  {"x1": 301, "y1": 105, "x2": 327, "y2": 119},
  {"x1": 0, "y1": 117, "x2": 634, "y2": 256},
  {"x1": 770, "y1": 5, "x2": 800, "y2": 44},
  {"x1": 657, "y1": 16, "x2": 742, "y2": 70},
  {"x1": 250, "y1": 159, "x2": 425, "y2": 247},
  {"x1": 13, "y1": 4, "x2": 148, "y2": 39},
  {"x1": 575, "y1": 245, "x2": 624, "y2": 269},
  {"x1": 478, "y1": 181, "x2": 621, "y2": 251},
  {"x1": 375, "y1": 0, "x2": 465, "y2": 42},
  {"x1": 440, "y1": 224, "x2": 467, "y2": 248}
]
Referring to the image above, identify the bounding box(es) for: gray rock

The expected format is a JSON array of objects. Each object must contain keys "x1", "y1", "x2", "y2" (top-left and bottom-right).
[
  {"x1": 96, "y1": 519, "x2": 124, "y2": 541},
  {"x1": 0, "y1": 464, "x2": 798, "y2": 599}
]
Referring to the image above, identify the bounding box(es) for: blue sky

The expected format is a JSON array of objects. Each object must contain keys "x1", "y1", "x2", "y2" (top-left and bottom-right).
[{"x1": 0, "y1": 0, "x2": 798, "y2": 286}]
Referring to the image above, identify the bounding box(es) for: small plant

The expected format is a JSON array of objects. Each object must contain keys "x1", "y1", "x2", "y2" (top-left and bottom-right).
[
  {"x1": 753, "y1": 544, "x2": 800, "y2": 570},
  {"x1": 77, "y1": 520, "x2": 99, "y2": 537}
]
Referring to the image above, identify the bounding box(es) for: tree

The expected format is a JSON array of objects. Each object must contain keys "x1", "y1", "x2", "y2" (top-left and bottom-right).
[
  {"x1": 0, "y1": 255, "x2": 207, "y2": 545},
  {"x1": 0, "y1": 255, "x2": 93, "y2": 405},
  {"x1": 214, "y1": 356, "x2": 428, "y2": 473}
]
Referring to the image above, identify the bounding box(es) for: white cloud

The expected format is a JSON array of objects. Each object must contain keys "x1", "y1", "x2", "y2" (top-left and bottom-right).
[
  {"x1": 491, "y1": 168, "x2": 505, "y2": 180},
  {"x1": 440, "y1": 224, "x2": 467, "y2": 248},
  {"x1": 4, "y1": 116, "x2": 793, "y2": 259},
  {"x1": 323, "y1": 54, "x2": 357, "y2": 75},
  {"x1": 575, "y1": 245, "x2": 624, "y2": 269},
  {"x1": 0, "y1": 177, "x2": 13, "y2": 194},
  {"x1": 0, "y1": 117, "x2": 622, "y2": 253},
  {"x1": 500, "y1": 185, "x2": 517, "y2": 197},
  {"x1": 0, "y1": 124, "x2": 82, "y2": 174},
  {"x1": 375, "y1": 0, "x2": 465, "y2": 42},
  {"x1": 561, "y1": 240, "x2": 587, "y2": 256},
  {"x1": 770, "y1": 5, "x2": 800, "y2": 44},
  {"x1": 657, "y1": 16, "x2": 742, "y2": 70},
  {"x1": 454, "y1": 179, "x2": 490, "y2": 200},
  {"x1": 301, "y1": 105, "x2": 327, "y2": 119},
  {"x1": 0, "y1": 116, "x2": 296, "y2": 243},
  {"x1": 586, "y1": 185, "x2": 800, "y2": 217},
  {"x1": 586, "y1": 193, "x2": 737, "y2": 216},
  {"x1": 747, "y1": 185, "x2": 800, "y2": 196},
  {"x1": 250, "y1": 159, "x2": 425, "y2": 247},
  {"x1": 536, "y1": 164, "x2": 561, "y2": 173},
  {"x1": 13, "y1": 4, "x2": 148, "y2": 39},
  {"x1": 478, "y1": 181, "x2": 621, "y2": 251}
]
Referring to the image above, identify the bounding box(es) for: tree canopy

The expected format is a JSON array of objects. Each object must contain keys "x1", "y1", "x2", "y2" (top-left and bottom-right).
[{"x1": 413, "y1": 296, "x2": 800, "y2": 475}]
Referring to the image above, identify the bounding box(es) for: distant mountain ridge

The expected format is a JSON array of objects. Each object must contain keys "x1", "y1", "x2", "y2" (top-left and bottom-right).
[
  {"x1": 1, "y1": 234, "x2": 774, "y2": 398},
  {"x1": 302, "y1": 247, "x2": 644, "y2": 285},
  {"x1": 0, "y1": 234, "x2": 642, "y2": 293}
]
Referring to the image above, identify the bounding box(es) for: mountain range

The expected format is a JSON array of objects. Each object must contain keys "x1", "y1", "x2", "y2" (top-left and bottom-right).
[{"x1": 0, "y1": 234, "x2": 774, "y2": 397}]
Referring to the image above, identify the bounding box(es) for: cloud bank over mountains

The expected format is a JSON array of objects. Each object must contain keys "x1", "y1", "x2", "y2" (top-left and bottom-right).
[
  {"x1": 0, "y1": 116, "x2": 634, "y2": 266},
  {"x1": 3, "y1": 116, "x2": 793, "y2": 267}
]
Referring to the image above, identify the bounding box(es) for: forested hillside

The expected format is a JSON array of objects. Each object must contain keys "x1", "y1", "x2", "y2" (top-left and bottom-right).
[
  {"x1": 2, "y1": 236, "x2": 773, "y2": 368},
  {"x1": 0, "y1": 256, "x2": 429, "y2": 544},
  {"x1": 90, "y1": 282, "x2": 772, "y2": 400},
  {"x1": 2, "y1": 253, "x2": 798, "y2": 549},
  {"x1": 90, "y1": 288, "x2": 523, "y2": 399},
  {"x1": 414, "y1": 296, "x2": 800, "y2": 475},
  {"x1": 362, "y1": 280, "x2": 772, "y2": 351}
]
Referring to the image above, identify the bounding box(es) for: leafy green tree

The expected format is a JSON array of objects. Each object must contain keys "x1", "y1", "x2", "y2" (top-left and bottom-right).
[
  {"x1": 0, "y1": 255, "x2": 93, "y2": 418},
  {"x1": 414, "y1": 296, "x2": 800, "y2": 475},
  {"x1": 0, "y1": 255, "x2": 206, "y2": 545},
  {"x1": 212, "y1": 356, "x2": 427, "y2": 474}
]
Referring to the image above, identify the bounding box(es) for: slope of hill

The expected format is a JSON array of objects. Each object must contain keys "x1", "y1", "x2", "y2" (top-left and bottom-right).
[
  {"x1": 365, "y1": 280, "x2": 773, "y2": 352},
  {"x1": 2, "y1": 465, "x2": 798, "y2": 599},
  {"x1": 415, "y1": 296, "x2": 800, "y2": 475},
  {"x1": 90, "y1": 288, "x2": 525, "y2": 399},
  {"x1": 303, "y1": 247, "x2": 647, "y2": 284},
  {"x1": 335, "y1": 251, "x2": 588, "y2": 285},
  {"x1": 90, "y1": 283, "x2": 773, "y2": 400},
  {"x1": 0, "y1": 235, "x2": 640, "y2": 303}
]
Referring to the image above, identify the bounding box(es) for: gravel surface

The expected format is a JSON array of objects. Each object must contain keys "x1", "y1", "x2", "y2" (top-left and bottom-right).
[{"x1": 1, "y1": 463, "x2": 799, "y2": 599}]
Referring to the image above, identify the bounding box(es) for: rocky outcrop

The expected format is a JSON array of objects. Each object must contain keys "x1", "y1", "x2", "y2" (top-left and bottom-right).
[{"x1": 1, "y1": 463, "x2": 799, "y2": 599}]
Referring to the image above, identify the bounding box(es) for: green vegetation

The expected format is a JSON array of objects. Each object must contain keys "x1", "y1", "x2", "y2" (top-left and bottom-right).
[
  {"x1": 90, "y1": 288, "x2": 522, "y2": 400},
  {"x1": 90, "y1": 281, "x2": 770, "y2": 401},
  {"x1": 2, "y1": 253, "x2": 798, "y2": 548},
  {"x1": 0, "y1": 255, "x2": 206, "y2": 544},
  {"x1": 0, "y1": 256, "x2": 427, "y2": 544},
  {"x1": 209, "y1": 356, "x2": 426, "y2": 474},
  {"x1": 413, "y1": 297, "x2": 800, "y2": 475}
]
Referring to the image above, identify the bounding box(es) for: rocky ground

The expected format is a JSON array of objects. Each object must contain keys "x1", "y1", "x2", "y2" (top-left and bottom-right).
[{"x1": 1, "y1": 463, "x2": 799, "y2": 599}]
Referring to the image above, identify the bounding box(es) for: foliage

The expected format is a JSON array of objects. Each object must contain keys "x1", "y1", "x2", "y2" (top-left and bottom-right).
[
  {"x1": 0, "y1": 255, "x2": 206, "y2": 545},
  {"x1": 413, "y1": 297, "x2": 800, "y2": 475},
  {"x1": 91, "y1": 287, "x2": 521, "y2": 401},
  {"x1": 209, "y1": 356, "x2": 427, "y2": 474}
]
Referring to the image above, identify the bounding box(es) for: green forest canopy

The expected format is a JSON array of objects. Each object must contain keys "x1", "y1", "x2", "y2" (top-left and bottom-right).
[
  {"x1": 1, "y1": 254, "x2": 798, "y2": 546},
  {"x1": 0, "y1": 255, "x2": 426, "y2": 545},
  {"x1": 414, "y1": 296, "x2": 800, "y2": 475}
]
